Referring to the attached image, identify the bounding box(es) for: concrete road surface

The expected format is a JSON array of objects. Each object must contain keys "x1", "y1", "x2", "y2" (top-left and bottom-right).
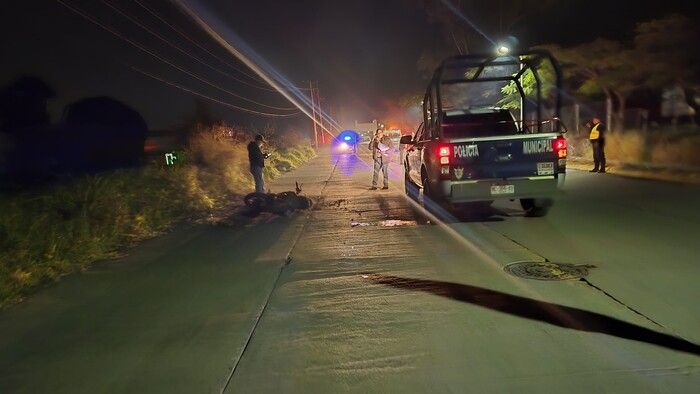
[{"x1": 1, "y1": 146, "x2": 698, "y2": 393}]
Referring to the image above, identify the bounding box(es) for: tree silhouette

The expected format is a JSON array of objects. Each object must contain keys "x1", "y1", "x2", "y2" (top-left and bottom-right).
[
  {"x1": 0, "y1": 75, "x2": 55, "y2": 135},
  {"x1": 537, "y1": 14, "x2": 700, "y2": 129},
  {"x1": 59, "y1": 96, "x2": 148, "y2": 172}
]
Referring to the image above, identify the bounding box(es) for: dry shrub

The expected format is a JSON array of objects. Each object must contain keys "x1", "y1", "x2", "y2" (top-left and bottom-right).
[
  {"x1": 651, "y1": 134, "x2": 700, "y2": 167},
  {"x1": 566, "y1": 136, "x2": 592, "y2": 158},
  {"x1": 568, "y1": 126, "x2": 700, "y2": 168},
  {"x1": 184, "y1": 123, "x2": 254, "y2": 198},
  {"x1": 603, "y1": 131, "x2": 645, "y2": 162},
  {"x1": 568, "y1": 130, "x2": 647, "y2": 163},
  {"x1": 185, "y1": 124, "x2": 316, "y2": 196},
  {"x1": 271, "y1": 145, "x2": 316, "y2": 172},
  {"x1": 271, "y1": 128, "x2": 311, "y2": 150}
]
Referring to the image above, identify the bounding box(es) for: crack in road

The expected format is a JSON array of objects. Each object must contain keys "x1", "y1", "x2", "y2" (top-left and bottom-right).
[
  {"x1": 219, "y1": 257, "x2": 288, "y2": 394},
  {"x1": 485, "y1": 225, "x2": 699, "y2": 344},
  {"x1": 220, "y1": 157, "x2": 340, "y2": 393},
  {"x1": 579, "y1": 277, "x2": 666, "y2": 329}
]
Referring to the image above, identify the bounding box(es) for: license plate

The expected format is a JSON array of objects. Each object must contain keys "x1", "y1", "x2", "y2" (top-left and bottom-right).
[
  {"x1": 537, "y1": 162, "x2": 554, "y2": 175},
  {"x1": 490, "y1": 184, "x2": 515, "y2": 195}
]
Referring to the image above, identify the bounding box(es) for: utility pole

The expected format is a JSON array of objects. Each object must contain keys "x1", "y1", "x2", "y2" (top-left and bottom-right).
[
  {"x1": 606, "y1": 97, "x2": 613, "y2": 132},
  {"x1": 315, "y1": 83, "x2": 326, "y2": 144},
  {"x1": 309, "y1": 81, "x2": 318, "y2": 147},
  {"x1": 328, "y1": 105, "x2": 343, "y2": 133}
]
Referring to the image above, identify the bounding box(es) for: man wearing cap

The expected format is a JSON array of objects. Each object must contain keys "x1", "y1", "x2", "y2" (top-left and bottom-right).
[{"x1": 248, "y1": 134, "x2": 270, "y2": 192}]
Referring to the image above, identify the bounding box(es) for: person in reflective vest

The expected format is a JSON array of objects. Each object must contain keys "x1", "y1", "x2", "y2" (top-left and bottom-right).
[{"x1": 586, "y1": 117, "x2": 606, "y2": 173}]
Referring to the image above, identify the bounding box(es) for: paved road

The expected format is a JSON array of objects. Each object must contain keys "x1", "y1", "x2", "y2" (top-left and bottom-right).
[
  {"x1": 484, "y1": 169, "x2": 700, "y2": 345},
  {"x1": 1, "y1": 147, "x2": 698, "y2": 393}
]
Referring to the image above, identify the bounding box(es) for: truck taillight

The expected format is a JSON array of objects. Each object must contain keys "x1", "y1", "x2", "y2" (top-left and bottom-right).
[
  {"x1": 438, "y1": 145, "x2": 451, "y2": 179},
  {"x1": 555, "y1": 137, "x2": 567, "y2": 171},
  {"x1": 554, "y1": 137, "x2": 567, "y2": 158},
  {"x1": 438, "y1": 145, "x2": 450, "y2": 165}
]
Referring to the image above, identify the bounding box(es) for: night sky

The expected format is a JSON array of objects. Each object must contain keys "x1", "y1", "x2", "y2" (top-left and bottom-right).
[{"x1": 1, "y1": 0, "x2": 695, "y2": 132}]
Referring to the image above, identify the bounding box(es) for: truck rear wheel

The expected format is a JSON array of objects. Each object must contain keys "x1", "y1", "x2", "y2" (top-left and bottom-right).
[
  {"x1": 520, "y1": 198, "x2": 552, "y2": 217},
  {"x1": 421, "y1": 172, "x2": 450, "y2": 213},
  {"x1": 405, "y1": 169, "x2": 419, "y2": 200},
  {"x1": 421, "y1": 173, "x2": 434, "y2": 202}
]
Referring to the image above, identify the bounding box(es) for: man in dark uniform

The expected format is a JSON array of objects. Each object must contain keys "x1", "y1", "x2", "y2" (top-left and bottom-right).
[
  {"x1": 247, "y1": 134, "x2": 269, "y2": 192},
  {"x1": 586, "y1": 117, "x2": 606, "y2": 173}
]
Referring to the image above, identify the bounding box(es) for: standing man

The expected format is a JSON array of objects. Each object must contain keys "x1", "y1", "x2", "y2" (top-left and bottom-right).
[
  {"x1": 248, "y1": 134, "x2": 270, "y2": 193},
  {"x1": 587, "y1": 117, "x2": 606, "y2": 173},
  {"x1": 368, "y1": 128, "x2": 394, "y2": 190}
]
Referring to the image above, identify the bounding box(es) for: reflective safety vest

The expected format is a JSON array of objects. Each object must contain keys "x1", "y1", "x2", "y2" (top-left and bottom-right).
[{"x1": 589, "y1": 124, "x2": 601, "y2": 140}]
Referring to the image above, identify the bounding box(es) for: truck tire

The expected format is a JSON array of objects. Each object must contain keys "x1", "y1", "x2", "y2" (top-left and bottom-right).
[
  {"x1": 405, "y1": 168, "x2": 419, "y2": 200},
  {"x1": 422, "y1": 172, "x2": 449, "y2": 213},
  {"x1": 421, "y1": 172, "x2": 434, "y2": 202},
  {"x1": 405, "y1": 170, "x2": 429, "y2": 224},
  {"x1": 520, "y1": 198, "x2": 552, "y2": 217}
]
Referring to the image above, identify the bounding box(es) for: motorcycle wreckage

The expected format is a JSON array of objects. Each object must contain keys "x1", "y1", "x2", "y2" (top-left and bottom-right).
[{"x1": 243, "y1": 182, "x2": 313, "y2": 217}]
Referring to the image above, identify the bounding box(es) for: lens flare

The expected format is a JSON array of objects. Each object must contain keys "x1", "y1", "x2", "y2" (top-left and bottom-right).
[{"x1": 172, "y1": 0, "x2": 341, "y2": 136}]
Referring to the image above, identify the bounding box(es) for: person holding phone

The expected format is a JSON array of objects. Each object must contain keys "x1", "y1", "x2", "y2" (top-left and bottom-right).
[
  {"x1": 248, "y1": 134, "x2": 271, "y2": 193},
  {"x1": 368, "y1": 128, "x2": 394, "y2": 190}
]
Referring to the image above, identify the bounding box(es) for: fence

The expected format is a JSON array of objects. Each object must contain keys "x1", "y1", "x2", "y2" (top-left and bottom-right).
[{"x1": 547, "y1": 104, "x2": 651, "y2": 136}]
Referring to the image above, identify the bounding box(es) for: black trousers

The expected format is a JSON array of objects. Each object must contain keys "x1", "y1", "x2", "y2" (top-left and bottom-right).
[{"x1": 591, "y1": 139, "x2": 606, "y2": 170}]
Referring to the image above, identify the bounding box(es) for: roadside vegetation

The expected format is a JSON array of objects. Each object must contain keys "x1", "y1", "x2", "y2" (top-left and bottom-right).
[
  {"x1": 0, "y1": 123, "x2": 315, "y2": 310},
  {"x1": 566, "y1": 125, "x2": 700, "y2": 169}
]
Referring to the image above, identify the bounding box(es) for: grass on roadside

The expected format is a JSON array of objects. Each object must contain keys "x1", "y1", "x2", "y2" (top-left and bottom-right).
[
  {"x1": 0, "y1": 124, "x2": 316, "y2": 309},
  {"x1": 567, "y1": 126, "x2": 700, "y2": 167}
]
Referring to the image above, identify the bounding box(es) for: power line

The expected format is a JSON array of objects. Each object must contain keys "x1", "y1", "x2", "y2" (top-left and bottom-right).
[
  {"x1": 130, "y1": 0, "x2": 277, "y2": 91},
  {"x1": 100, "y1": 0, "x2": 297, "y2": 110},
  {"x1": 57, "y1": 0, "x2": 297, "y2": 114},
  {"x1": 171, "y1": 0, "x2": 337, "y2": 136},
  {"x1": 133, "y1": 1, "x2": 315, "y2": 94},
  {"x1": 130, "y1": 66, "x2": 301, "y2": 118}
]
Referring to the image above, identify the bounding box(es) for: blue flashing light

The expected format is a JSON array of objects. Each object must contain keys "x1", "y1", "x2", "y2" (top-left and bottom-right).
[{"x1": 337, "y1": 130, "x2": 357, "y2": 144}]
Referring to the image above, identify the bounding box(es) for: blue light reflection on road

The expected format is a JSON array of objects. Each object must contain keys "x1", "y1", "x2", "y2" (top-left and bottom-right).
[
  {"x1": 330, "y1": 152, "x2": 366, "y2": 177},
  {"x1": 330, "y1": 150, "x2": 402, "y2": 181}
]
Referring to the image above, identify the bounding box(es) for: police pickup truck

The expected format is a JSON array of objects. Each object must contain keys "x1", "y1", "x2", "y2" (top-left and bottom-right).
[{"x1": 401, "y1": 51, "x2": 567, "y2": 217}]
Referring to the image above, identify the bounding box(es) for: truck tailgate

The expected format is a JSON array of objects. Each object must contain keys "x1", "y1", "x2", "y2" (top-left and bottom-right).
[{"x1": 448, "y1": 134, "x2": 564, "y2": 180}]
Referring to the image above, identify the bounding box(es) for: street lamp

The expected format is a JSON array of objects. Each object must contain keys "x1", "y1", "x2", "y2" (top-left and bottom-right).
[
  {"x1": 496, "y1": 36, "x2": 518, "y2": 57},
  {"x1": 496, "y1": 44, "x2": 510, "y2": 56}
]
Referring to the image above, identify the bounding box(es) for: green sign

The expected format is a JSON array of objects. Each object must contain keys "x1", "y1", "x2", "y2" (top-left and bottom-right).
[{"x1": 165, "y1": 152, "x2": 183, "y2": 166}]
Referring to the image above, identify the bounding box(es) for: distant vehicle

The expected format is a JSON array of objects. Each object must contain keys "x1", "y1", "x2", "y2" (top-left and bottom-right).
[
  {"x1": 402, "y1": 50, "x2": 568, "y2": 217},
  {"x1": 384, "y1": 128, "x2": 403, "y2": 163},
  {"x1": 386, "y1": 128, "x2": 402, "y2": 146},
  {"x1": 333, "y1": 130, "x2": 360, "y2": 154},
  {"x1": 144, "y1": 129, "x2": 179, "y2": 154},
  {"x1": 358, "y1": 130, "x2": 373, "y2": 142},
  {"x1": 350, "y1": 120, "x2": 380, "y2": 142}
]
